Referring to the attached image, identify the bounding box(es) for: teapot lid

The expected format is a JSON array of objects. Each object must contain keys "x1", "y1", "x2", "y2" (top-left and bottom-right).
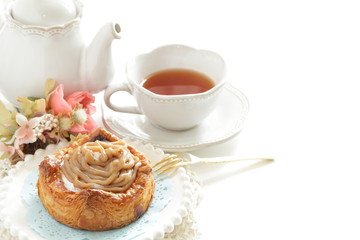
[{"x1": 11, "y1": 0, "x2": 78, "y2": 27}]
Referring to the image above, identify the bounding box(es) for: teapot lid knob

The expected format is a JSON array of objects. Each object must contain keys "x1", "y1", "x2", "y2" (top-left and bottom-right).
[{"x1": 11, "y1": 0, "x2": 78, "y2": 26}]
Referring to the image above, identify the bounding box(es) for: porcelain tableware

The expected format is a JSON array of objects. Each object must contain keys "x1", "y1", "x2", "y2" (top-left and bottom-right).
[
  {"x1": 0, "y1": 0, "x2": 121, "y2": 105},
  {"x1": 104, "y1": 44, "x2": 226, "y2": 131},
  {"x1": 103, "y1": 84, "x2": 249, "y2": 151}
]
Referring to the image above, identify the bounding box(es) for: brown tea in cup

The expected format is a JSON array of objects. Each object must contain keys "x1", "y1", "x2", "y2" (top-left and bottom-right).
[
  {"x1": 142, "y1": 69, "x2": 215, "y2": 95},
  {"x1": 104, "y1": 44, "x2": 226, "y2": 130}
]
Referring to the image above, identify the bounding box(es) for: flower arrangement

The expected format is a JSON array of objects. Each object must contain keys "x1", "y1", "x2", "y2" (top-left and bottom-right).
[{"x1": 0, "y1": 79, "x2": 97, "y2": 163}]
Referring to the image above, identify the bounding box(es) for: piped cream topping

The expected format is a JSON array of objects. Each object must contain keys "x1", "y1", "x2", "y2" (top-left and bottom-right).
[{"x1": 60, "y1": 141, "x2": 141, "y2": 193}]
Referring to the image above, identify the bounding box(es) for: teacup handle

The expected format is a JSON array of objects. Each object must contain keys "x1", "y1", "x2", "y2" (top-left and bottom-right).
[{"x1": 104, "y1": 81, "x2": 141, "y2": 114}]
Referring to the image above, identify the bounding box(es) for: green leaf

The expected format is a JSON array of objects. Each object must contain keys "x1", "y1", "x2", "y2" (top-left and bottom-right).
[
  {"x1": 28, "y1": 96, "x2": 42, "y2": 101},
  {"x1": 45, "y1": 78, "x2": 56, "y2": 97},
  {"x1": 0, "y1": 152, "x2": 10, "y2": 160},
  {"x1": 17, "y1": 97, "x2": 46, "y2": 118},
  {"x1": 45, "y1": 79, "x2": 57, "y2": 108},
  {"x1": 0, "y1": 101, "x2": 17, "y2": 138}
]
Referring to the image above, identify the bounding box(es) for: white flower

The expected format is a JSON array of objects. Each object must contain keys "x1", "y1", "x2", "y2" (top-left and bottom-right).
[
  {"x1": 73, "y1": 109, "x2": 87, "y2": 124},
  {"x1": 59, "y1": 117, "x2": 72, "y2": 131},
  {"x1": 37, "y1": 114, "x2": 58, "y2": 132}
]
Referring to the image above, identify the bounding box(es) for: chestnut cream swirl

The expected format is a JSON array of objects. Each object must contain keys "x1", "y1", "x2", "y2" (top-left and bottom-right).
[{"x1": 61, "y1": 141, "x2": 141, "y2": 193}]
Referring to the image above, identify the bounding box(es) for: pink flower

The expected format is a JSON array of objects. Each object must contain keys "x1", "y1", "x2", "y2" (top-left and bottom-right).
[
  {"x1": 69, "y1": 115, "x2": 97, "y2": 134},
  {"x1": 14, "y1": 114, "x2": 40, "y2": 145},
  {"x1": 13, "y1": 114, "x2": 41, "y2": 159},
  {"x1": 50, "y1": 84, "x2": 72, "y2": 115},
  {"x1": 0, "y1": 141, "x2": 15, "y2": 159},
  {"x1": 49, "y1": 84, "x2": 97, "y2": 134},
  {"x1": 66, "y1": 92, "x2": 96, "y2": 115}
]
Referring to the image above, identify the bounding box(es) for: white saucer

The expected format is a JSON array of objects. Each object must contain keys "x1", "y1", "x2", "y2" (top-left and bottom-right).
[{"x1": 102, "y1": 83, "x2": 249, "y2": 152}]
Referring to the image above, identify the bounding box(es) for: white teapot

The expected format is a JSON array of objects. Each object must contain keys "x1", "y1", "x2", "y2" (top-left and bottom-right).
[{"x1": 0, "y1": 0, "x2": 121, "y2": 105}]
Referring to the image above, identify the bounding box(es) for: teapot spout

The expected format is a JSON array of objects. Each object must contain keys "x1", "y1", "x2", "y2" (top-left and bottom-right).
[{"x1": 81, "y1": 22, "x2": 121, "y2": 93}]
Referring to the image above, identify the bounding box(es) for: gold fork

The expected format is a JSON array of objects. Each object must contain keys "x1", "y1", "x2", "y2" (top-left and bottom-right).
[{"x1": 152, "y1": 152, "x2": 274, "y2": 175}]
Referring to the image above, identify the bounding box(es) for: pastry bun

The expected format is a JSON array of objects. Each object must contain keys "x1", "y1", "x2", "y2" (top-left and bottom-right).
[{"x1": 37, "y1": 128, "x2": 155, "y2": 231}]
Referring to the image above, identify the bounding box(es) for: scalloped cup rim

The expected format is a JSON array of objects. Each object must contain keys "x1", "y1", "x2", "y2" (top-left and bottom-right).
[{"x1": 126, "y1": 44, "x2": 226, "y2": 99}]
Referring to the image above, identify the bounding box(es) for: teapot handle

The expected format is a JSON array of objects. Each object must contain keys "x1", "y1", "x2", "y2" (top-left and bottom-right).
[{"x1": 104, "y1": 81, "x2": 141, "y2": 114}]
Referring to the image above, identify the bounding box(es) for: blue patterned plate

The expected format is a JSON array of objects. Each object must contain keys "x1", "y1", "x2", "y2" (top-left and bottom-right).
[{"x1": 0, "y1": 140, "x2": 192, "y2": 240}]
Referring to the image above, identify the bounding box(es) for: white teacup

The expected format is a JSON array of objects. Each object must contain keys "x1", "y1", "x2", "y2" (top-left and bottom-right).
[{"x1": 104, "y1": 44, "x2": 226, "y2": 131}]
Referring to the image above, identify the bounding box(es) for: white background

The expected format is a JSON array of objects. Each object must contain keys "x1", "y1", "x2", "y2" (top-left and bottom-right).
[
  {"x1": 82, "y1": 1, "x2": 360, "y2": 239},
  {"x1": 2, "y1": 0, "x2": 360, "y2": 239}
]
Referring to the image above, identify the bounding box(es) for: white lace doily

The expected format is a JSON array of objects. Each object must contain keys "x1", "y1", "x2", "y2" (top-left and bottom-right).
[{"x1": 0, "y1": 149, "x2": 202, "y2": 240}]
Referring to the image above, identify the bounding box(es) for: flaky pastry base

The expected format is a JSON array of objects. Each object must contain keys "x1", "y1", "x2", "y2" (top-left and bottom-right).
[{"x1": 37, "y1": 129, "x2": 155, "y2": 231}]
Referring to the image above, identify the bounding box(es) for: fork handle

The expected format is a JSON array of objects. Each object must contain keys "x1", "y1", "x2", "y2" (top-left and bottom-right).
[{"x1": 194, "y1": 157, "x2": 274, "y2": 165}]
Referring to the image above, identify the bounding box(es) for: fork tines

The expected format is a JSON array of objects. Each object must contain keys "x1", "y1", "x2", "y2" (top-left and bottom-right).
[{"x1": 152, "y1": 154, "x2": 184, "y2": 175}]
